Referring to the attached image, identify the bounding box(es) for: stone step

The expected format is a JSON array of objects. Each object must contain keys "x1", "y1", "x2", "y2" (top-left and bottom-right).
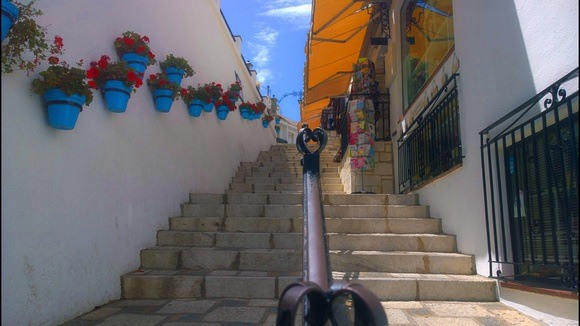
[
  {"x1": 227, "y1": 183, "x2": 344, "y2": 193},
  {"x1": 121, "y1": 269, "x2": 299, "y2": 300},
  {"x1": 234, "y1": 171, "x2": 340, "y2": 180},
  {"x1": 332, "y1": 272, "x2": 498, "y2": 301},
  {"x1": 328, "y1": 233, "x2": 456, "y2": 252},
  {"x1": 330, "y1": 251, "x2": 475, "y2": 275},
  {"x1": 263, "y1": 204, "x2": 429, "y2": 218},
  {"x1": 140, "y1": 247, "x2": 473, "y2": 274},
  {"x1": 155, "y1": 231, "x2": 456, "y2": 253},
  {"x1": 187, "y1": 193, "x2": 420, "y2": 206},
  {"x1": 180, "y1": 203, "x2": 429, "y2": 218},
  {"x1": 121, "y1": 270, "x2": 493, "y2": 301},
  {"x1": 241, "y1": 160, "x2": 339, "y2": 168},
  {"x1": 229, "y1": 176, "x2": 342, "y2": 186},
  {"x1": 169, "y1": 216, "x2": 441, "y2": 234},
  {"x1": 141, "y1": 248, "x2": 301, "y2": 271}
]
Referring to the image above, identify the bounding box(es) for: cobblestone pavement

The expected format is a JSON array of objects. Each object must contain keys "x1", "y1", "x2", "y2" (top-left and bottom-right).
[{"x1": 61, "y1": 298, "x2": 550, "y2": 325}]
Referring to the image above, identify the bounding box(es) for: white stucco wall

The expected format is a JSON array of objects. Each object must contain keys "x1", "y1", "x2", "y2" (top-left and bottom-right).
[
  {"x1": 1, "y1": 1, "x2": 276, "y2": 325},
  {"x1": 389, "y1": 0, "x2": 578, "y2": 321}
]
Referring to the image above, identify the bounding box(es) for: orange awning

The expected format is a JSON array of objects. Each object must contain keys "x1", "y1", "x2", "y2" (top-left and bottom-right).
[{"x1": 301, "y1": 0, "x2": 374, "y2": 128}]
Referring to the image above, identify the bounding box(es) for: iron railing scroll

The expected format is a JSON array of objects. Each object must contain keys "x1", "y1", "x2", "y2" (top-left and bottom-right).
[{"x1": 276, "y1": 125, "x2": 388, "y2": 325}]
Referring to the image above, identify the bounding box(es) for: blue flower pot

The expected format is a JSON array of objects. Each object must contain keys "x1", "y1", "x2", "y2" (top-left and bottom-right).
[
  {"x1": 240, "y1": 107, "x2": 249, "y2": 119},
  {"x1": 153, "y1": 88, "x2": 175, "y2": 112},
  {"x1": 203, "y1": 100, "x2": 214, "y2": 112},
  {"x1": 187, "y1": 99, "x2": 204, "y2": 117},
  {"x1": 275, "y1": 117, "x2": 281, "y2": 124},
  {"x1": 164, "y1": 67, "x2": 185, "y2": 86},
  {"x1": 121, "y1": 52, "x2": 148, "y2": 77},
  {"x1": 216, "y1": 104, "x2": 229, "y2": 120},
  {"x1": 43, "y1": 88, "x2": 85, "y2": 130},
  {"x1": 262, "y1": 120, "x2": 269, "y2": 128},
  {"x1": 1, "y1": 0, "x2": 19, "y2": 43},
  {"x1": 103, "y1": 80, "x2": 132, "y2": 112}
]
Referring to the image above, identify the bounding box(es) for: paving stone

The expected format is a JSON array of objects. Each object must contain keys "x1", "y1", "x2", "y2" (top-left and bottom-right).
[
  {"x1": 112, "y1": 299, "x2": 170, "y2": 307},
  {"x1": 488, "y1": 308, "x2": 547, "y2": 325},
  {"x1": 97, "y1": 314, "x2": 166, "y2": 326},
  {"x1": 156, "y1": 300, "x2": 216, "y2": 314},
  {"x1": 425, "y1": 302, "x2": 493, "y2": 317},
  {"x1": 411, "y1": 316, "x2": 482, "y2": 326},
  {"x1": 385, "y1": 309, "x2": 411, "y2": 324},
  {"x1": 80, "y1": 306, "x2": 123, "y2": 320},
  {"x1": 202, "y1": 306, "x2": 267, "y2": 323},
  {"x1": 381, "y1": 301, "x2": 424, "y2": 309}
]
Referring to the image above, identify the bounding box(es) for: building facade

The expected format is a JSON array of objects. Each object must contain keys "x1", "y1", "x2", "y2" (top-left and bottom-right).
[
  {"x1": 302, "y1": 0, "x2": 578, "y2": 323},
  {"x1": 1, "y1": 1, "x2": 276, "y2": 324}
]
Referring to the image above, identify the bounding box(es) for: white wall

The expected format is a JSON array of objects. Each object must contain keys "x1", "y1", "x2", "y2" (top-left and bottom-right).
[
  {"x1": 389, "y1": 0, "x2": 578, "y2": 321},
  {"x1": 1, "y1": 1, "x2": 276, "y2": 325}
]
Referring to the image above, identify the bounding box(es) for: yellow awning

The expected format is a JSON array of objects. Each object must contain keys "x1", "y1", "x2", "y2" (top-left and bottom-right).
[{"x1": 301, "y1": 0, "x2": 373, "y2": 128}]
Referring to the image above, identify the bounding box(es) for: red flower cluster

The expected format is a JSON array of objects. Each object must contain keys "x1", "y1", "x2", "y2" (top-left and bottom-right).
[
  {"x1": 114, "y1": 31, "x2": 156, "y2": 66},
  {"x1": 147, "y1": 72, "x2": 181, "y2": 99},
  {"x1": 86, "y1": 55, "x2": 143, "y2": 90},
  {"x1": 253, "y1": 101, "x2": 267, "y2": 114},
  {"x1": 214, "y1": 94, "x2": 237, "y2": 111}
]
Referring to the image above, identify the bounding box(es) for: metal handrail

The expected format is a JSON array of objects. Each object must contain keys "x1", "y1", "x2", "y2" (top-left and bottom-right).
[{"x1": 276, "y1": 125, "x2": 388, "y2": 325}]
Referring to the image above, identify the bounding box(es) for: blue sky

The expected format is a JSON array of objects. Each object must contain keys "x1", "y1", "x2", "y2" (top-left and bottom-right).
[{"x1": 220, "y1": 0, "x2": 312, "y2": 122}]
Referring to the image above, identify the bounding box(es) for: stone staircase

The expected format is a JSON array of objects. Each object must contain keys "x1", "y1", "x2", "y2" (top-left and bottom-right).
[{"x1": 121, "y1": 143, "x2": 497, "y2": 302}]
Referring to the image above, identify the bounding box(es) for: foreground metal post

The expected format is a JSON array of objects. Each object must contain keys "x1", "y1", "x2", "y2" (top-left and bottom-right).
[{"x1": 276, "y1": 125, "x2": 388, "y2": 326}]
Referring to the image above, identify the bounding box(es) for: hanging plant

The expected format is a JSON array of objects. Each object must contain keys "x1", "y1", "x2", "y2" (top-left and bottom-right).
[{"x1": 1, "y1": 0, "x2": 64, "y2": 75}]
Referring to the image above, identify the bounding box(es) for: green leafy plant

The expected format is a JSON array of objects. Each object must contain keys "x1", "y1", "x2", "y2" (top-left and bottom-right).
[
  {"x1": 204, "y1": 82, "x2": 223, "y2": 102},
  {"x1": 114, "y1": 31, "x2": 156, "y2": 66},
  {"x1": 160, "y1": 54, "x2": 195, "y2": 78},
  {"x1": 1, "y1": 0, "x2": 64, "y2": 75},
  {"x1": 86, "y1": 55, "x2": 143, "y2": 92},
  {"x1": 229, "y1": 81, "x2": 242, "y2": 94},
  {"x1": 238, "y1": 101, "x2": 256, "y2": 111},
  {"x1": 180, "y1": 84, "x2": 211, "y2": 104},
  {"x1": 31, "y1": 59, "x2": 94, "y2": 106},
  {"x1": 147, "y1": 72, "x2": 181, "y2": 99}
]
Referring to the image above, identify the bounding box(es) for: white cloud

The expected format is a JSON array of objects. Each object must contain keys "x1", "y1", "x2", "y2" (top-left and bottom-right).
[
  {"x1": 251, "y1": 43, "x2": 271, "y2": 67},
  {"x1": 261, "y1": 4, "x2": 311, "y2": 19},
  {"x1": 255, "y1": 27, "x2": 279, "y2": 46},
  {"x1": 257, "y1": 0, "x2": 312, "y2": 29},
  {"x1": 257, "y1": 68, "x2": 273, "y2": 84}
]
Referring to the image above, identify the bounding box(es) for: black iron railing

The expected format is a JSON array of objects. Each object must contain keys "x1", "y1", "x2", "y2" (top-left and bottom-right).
[
  {"x1": 276, "y1": 125, "x2": 388, "y2": 325},
  {"x1": 374, "y1": 93, "x2": 391, "y2": 141},
  {"x1": 397, "y1": 73, "x2": 462, "y2": 193},
  {"x1": 480, "y1": 67, "x2": 579, "y2": 292}
]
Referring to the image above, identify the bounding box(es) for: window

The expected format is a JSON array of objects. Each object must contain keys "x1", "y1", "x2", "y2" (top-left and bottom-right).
[{"x1": 401, "y1": 0, "x2": 454, "y2": 110}]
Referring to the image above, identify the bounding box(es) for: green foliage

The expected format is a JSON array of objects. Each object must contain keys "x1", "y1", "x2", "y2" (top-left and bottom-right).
[
  {"x1": 181, "y1": 84, "x2": 211, "y2": 104},
  {"x1": 160, "y1": 54, "x2": 195, "y2": 78},
  {"x1": 147, "y1": 72, "x2": 181, "y2": 99},
  {"x1": 31, "y1": 60, "x2": 94, "y2": 106},
  {"x1": 1, "y1": 0, "x2": 64, "y2": 75}
]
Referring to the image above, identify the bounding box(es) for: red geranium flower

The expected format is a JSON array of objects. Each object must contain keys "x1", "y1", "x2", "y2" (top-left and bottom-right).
[
  {"x1": 87, "y1": 66, "x2": 100, "y2": 79},
  {"x1": 123, "y1": 37, "x2": 135, "y2": 46}
]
